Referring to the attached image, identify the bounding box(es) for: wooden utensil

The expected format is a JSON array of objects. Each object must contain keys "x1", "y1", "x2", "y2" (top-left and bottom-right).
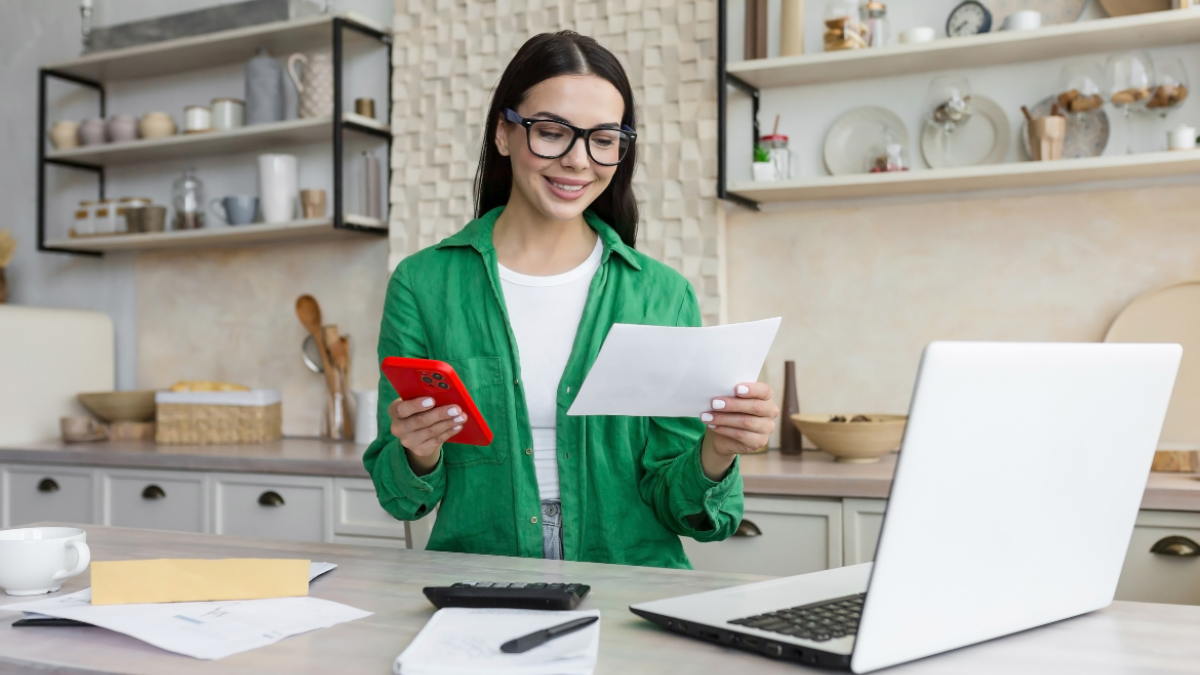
[
  {"x1": 295, "y1": 295, "x2": 339, "y2": 435},
  {"x1": 329, "y1": 334, "x2": 354, "y2": 440},
  {"x1": 323, "y1": 324, "x2": 345, "y2": 439}
]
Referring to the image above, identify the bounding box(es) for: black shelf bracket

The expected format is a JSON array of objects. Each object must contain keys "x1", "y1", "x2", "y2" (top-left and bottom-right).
[
  {"x1": 38, "y1": 68, "x2": 105, "y2": 256},
  {"x1": 716, "y1": 0, "x2": 762, "y2": 211},
  {"x1": 333, "y1": 16, "x2": 392, "y2": 236}
]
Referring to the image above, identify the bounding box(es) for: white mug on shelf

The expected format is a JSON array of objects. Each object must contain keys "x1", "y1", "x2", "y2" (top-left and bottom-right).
[
  {"x1": 1168, "y1": 124, "x2": 1197, "y2": 150},
  {"x1": 0, "y1": 527, "x2": 91, "y2": 596},
  {"x1": 1001, "y1": 10, "x2": 1042, "y2": 31},
  {"x1": 354, "y1": 389, "x2": 379, "y2": 446},
  {"x1": 211, "y1": 98, "x2": 245, "y2": 130},
  {"x1": 257, "y1": 153, "x2": 299, "y2": 224},
  {"x1": 899, "y1": 27, "x2": 936, "y2": 44}
]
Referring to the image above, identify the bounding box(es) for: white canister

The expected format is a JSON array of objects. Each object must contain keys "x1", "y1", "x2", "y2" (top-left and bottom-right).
[
  {"x1": 183, "y1": 105, "x2": 212, "y2": 133},
  {"x1": 354, "y1": 389, "x2": 379, "y2": 446},
  {"x1": 899, "y1": 26, "x2": 936, "y2": 44},
  {"x1": 93, "y1": 200, "x2": 118, "y2": 234},
  {"x1": 73, "y1": 200, "x2": 95, "y2": 236},
  {"x1": 211, "y1": 98, "x2": 245, "y2": 131},
  {"x1": 1001, "y1": 10, "x2": 1042, "y2": 31},
  {"x1": 257, "y1": 153, "x2": 299, "y2": 223},
  {"x1": 1168, "y1": 124, "x2": 1197, "y2": 150}
]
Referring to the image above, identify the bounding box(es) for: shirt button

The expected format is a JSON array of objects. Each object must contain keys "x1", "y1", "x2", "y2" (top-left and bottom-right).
[
  {"x1": 526, "y1": 448, "x2": 533, "y2": 455},
  {"x1": 514, "y1": 379, "x2": 520, "y2": 386},
  {"x1": 530, "y1": 516, "x2": 538, "y2": 524}
]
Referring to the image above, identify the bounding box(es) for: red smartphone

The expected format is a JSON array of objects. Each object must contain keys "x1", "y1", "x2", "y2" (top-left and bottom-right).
[{"x1": 381, "y1": 357, "x2": 494, "y2": 446}]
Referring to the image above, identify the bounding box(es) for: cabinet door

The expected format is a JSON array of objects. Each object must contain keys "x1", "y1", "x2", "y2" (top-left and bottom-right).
[
  {"x1": 333, "y1": 477, "x2": 409, "y2": 543},
  {"x1": 102, "y1": 469, "x2": 207, "y2": 533},
  {"x1": 212, "y1": 474, "x2": 332, "y2": 543},
  {"x1": 1116, "y1": 510, "x2": 1200, "y2": 605},
  {"x1": 843, "y1": 498, "x2": 887, "y2": 565},
  {"x1": 2, "y1": 465, "x2": 96, "y2": 528},
  {"x1": 681, "y1": 496, "x2": 842, "y2": 576}
]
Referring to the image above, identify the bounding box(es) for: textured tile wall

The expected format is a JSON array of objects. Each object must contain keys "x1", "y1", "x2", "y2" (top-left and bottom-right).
[{"x1": 388, "y1": 0, "x2": 725, "y2": 325}]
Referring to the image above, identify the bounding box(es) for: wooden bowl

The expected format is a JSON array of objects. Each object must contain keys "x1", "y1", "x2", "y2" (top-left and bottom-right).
[
  {"x1": 77, "y1": 391, "x2": 157, "y2": 422},
  {"x1": 791, "y1": 413, "x2": 907, "y2": 463}
]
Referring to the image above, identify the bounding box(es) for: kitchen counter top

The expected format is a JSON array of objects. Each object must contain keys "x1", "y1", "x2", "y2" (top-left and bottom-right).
[
  {"x1": 3, "y1": 524, "x2": 1200, "y2": 674},
  {"x1": 5, "y1": 441, "x2": 1200, "y2": 511}
]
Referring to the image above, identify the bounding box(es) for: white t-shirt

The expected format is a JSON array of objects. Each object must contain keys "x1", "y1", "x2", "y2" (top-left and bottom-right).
[{"x1": 498, "y1": 237, "x2": 603, "y2": 501}]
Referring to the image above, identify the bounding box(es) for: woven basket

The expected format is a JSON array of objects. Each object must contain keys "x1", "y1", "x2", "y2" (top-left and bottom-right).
[{"x1": 156, "y1": 402, "x2": 282, "y2": 445}]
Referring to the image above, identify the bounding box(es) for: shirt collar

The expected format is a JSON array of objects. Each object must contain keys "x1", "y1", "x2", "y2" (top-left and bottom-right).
[{"x1": 434, "y1": 206, "x2": 642, "y2": 271}]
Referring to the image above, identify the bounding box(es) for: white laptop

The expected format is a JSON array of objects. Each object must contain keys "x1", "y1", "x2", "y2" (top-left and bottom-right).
[{"x1": 631, "y1": 342, "x2": 1181, "y2": 673}]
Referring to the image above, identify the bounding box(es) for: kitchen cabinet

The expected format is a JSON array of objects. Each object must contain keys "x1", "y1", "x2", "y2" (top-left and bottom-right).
[
  {"x1": 682, "y1": 496, "x2": 843, "y2": 576},
  {"x1": 213, "y1": 473, "x2": 332, "y2": 543},
  {"x1": 2, "y1": 465, "x2": 97, "y2": 528},
  {"x1": 843, "y1": 498, "x2": 887, "y2": 565},
  {"x1": 102, "y1": 469, "x2": 207, "y2": 534},
  {"x1": 1116, "y1": 510, "x2": 1200, "y2": 606}
]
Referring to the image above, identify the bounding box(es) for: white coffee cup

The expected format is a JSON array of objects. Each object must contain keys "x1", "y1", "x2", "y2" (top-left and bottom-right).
[
  {"x1": 354, "y1": 389, "x2": 379, "y2": 445},
  {"x1": 1168, "y1": 124, "x2": 1197, "y2": 150},
  {"x1": 258, "y1": 153, "x2": 299, "y2": 224},
  {"x1": 0, "y1": 527, "x2": 91, "y2": 596},
  {"x1": 899, "y1": 27, "x2": 936, "y2": 44},
  {"x1": 1001, "y1": 10, "x2": 1042, "y2": 31}
]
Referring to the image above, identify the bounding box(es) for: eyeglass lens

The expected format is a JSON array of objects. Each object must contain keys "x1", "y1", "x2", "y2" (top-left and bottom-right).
[{"x1": 528, "y1": 121, "x2": 631, "y2": 165}]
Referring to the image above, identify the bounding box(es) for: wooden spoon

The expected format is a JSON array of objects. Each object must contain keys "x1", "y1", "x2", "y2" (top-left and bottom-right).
[
  {"x1": 329, "y1": 334, "x2": 354, "y2": 440},
  {"x1": 295, "y1": 295, "x2": 339, "y2": 434}
]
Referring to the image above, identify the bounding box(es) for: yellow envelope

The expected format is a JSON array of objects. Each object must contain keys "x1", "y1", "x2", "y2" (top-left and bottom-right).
[{"x1": 90, "y1": 559, "x2": 310, "y2": 606}]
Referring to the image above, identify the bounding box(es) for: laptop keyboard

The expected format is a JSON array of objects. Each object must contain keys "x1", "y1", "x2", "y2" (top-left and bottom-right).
[{"x1": 727, "y1": 593, "x2": 865, "y2": 642}]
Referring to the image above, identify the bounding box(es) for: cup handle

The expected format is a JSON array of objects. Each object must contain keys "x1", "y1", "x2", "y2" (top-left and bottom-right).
[
  {"x1": 287, "y1": 53, "x2": 307, "y2": 94},
  {"x1": 52, "y1": 540, "x2": 90, "y2": 583},
  {"x1": 209, "y1": 197, "x2": 228, "y2": 224}
]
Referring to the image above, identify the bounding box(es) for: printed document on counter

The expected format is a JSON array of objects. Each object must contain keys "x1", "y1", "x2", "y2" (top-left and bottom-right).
[
  {"x1": 0, "y1": 562, "x2": 367, "y2": 660},
  {"x1": 395, "y1": 608, "x2": 601, "y2": 675},
  {"x1": 568, "y1": 317, "x2": 781, "y2": 417}
]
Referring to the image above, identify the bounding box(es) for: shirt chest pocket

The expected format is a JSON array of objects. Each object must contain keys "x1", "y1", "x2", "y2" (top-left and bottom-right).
[{"x1": 443, "y1": 356, "x2": 508, "y2": 466}]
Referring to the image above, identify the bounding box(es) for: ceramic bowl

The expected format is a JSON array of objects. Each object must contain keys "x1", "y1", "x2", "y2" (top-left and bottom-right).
[
  {"x1": 78, "y1": 118, "x2": 107, "y2": 146},
  {"x1": 139, "y1": 112, "x2": 177, "y2": 139},
  {"x1": 791, "y1": 413, "x2": 907, "y2": 463},
  {"x1": 106, "y1": 115, "x2": 139, "y2": 143},
  {"x1": 77, "y1": 391, "x2": 157, "y2": 422}
]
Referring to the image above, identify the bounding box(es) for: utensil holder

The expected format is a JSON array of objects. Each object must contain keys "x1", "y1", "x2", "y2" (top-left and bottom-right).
[
  {"x1": 322, "y1": 370, "x2": 347, "y2": 440},
  {"x1": 1028, "y1": 116, "x2": 1066, "y2": 161}
]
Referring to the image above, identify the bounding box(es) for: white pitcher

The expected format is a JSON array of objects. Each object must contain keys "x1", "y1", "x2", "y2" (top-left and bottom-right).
[{"x1": 286, "y1": 52, "x2": 334, "y2": 119}]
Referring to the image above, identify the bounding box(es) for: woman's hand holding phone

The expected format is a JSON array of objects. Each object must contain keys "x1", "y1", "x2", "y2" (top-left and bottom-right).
[
  {"x1": 699, "y1": 382, "x2": 780, "y2": 481},
  {"x1": 390, "y1": 397, "x2": 468, "y2": 476}
]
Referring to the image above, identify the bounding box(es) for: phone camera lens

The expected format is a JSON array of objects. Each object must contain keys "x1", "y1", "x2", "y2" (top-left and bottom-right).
[
  {"x1": 437, "y1": 382, "x2": 450, "y2": 389},
  {"x1": 421, "y1": 377, "x2": 434, "y2": 384},
  {"x1": 431, "y1": 373, "x2": 444, "y2": 381}
]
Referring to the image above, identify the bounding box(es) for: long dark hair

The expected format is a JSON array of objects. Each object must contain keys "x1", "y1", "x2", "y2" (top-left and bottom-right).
[{"x1": 474, "y1": 32, "x2": 639, "y2": 247}]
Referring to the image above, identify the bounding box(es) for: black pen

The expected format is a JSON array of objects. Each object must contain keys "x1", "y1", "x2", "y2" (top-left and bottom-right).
[{"x1": 500, "y1": 616, "x2": 599, "y2": 654}]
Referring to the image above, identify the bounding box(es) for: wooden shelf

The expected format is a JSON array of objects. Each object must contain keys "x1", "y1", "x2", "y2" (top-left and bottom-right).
[
  {"x1": 41, "y1": 12, "x2": 386, "y2": 83},
  {"x1": 45, "y1": 116, "x2": 389, "y2": 167},
  {"x1": 727, "y1": 10, "x2": 1200, "y2": 89},
  {"x1": 727, "y1": 150, "x2": 1200, "y2": 202},
  {"x1": 44, "y1": 217, "x2": 385, "y2": 253}
]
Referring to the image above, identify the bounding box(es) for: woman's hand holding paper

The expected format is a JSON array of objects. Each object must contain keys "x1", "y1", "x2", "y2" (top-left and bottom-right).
[{"x1": 699, "y1": 382, "x2": 779, "y2": 481}]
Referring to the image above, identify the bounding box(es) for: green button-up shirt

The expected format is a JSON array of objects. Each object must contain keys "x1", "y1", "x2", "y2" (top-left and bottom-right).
[{"x1": 363, "y1": 206, "x2": 743, "y2": 569}]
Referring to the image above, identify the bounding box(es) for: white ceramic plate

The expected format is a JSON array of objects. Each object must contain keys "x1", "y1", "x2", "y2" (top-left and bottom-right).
[
  {"x1": 985, "y1": 0, "x2": 1088, "y2": 24},
  {"x1": 1019, "y1": 95, "x2": 1110, "y2": 159},
  {"x1": 921, "y1": 95, "x2": 1011, "y2": 169},
  {"x1": 1105, "y1": 280, "x2": 1200, "y2": 448},
  {"x1": 823, "y1": 107, "x2": 910, "y2": 176}
]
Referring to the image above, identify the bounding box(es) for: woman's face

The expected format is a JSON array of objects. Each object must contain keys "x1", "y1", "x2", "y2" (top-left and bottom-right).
[{"x1": 495, "y1": 74, "x2": 625, "y2": 223}]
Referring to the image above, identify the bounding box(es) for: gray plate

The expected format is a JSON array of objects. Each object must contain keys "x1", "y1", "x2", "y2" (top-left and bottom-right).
[{"x1": 1020, "y1": 95, "x2": 1110, "y2": 159}]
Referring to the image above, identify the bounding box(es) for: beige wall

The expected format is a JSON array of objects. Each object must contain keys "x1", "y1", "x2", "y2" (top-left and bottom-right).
[
  {"x1": 727, "y1": 184, "x2": 1200, "y2": 430},
  {"x1": 136, "y1": 238, "x2": 389, "y2": 436}
]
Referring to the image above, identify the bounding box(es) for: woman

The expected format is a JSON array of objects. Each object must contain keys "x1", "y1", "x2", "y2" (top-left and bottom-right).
[{"x1": 364, "y1": 31, "x2": 779, "y2": 569}]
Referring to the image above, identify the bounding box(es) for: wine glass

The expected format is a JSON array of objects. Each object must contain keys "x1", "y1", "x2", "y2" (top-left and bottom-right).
[
  {"x1": 924, "y1": 75, "x2": 972, "y2": 162},
  {"x1": 1106, "y1": 51, "x2": 1156, "y2": 154},
  {"x1": 1148, "y1": 56, "x2": 1190, "y2": 120},
  {"x1": 1057, "y1": 61, "x2": 1107, "y2": 120}
]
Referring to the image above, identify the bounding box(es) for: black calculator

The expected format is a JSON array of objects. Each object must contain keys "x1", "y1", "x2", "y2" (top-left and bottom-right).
[{"x1": 422, "y1": 581, "x2": 591, "y2": 610}]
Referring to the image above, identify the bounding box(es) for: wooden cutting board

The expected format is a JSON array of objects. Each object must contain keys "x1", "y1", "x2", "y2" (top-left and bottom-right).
[
  {"x1": 1106, "y1": 281, "x2": 1200, "y2": 469},
  {"x1": 1099, "y1": 0, "x2": 1171, "y2": 16}
]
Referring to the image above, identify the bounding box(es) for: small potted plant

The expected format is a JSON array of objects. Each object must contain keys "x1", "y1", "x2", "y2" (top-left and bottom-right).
[{"x1": 751, "y1": 144, "x2": 776, "y2": 181}]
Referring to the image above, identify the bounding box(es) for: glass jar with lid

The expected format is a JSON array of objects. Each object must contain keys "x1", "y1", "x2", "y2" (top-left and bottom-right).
[
  {"x1": 823, "y1": 0, "x2": 867, "y2": 51},
  {"x1": 862, "y1": 2, "x2": 888, "y2": 48},
  {"x1": 171, "y1": 167, "x2": 206, "y2": 230},
  {"x1": 760, "y1": 134, "x2": 792, "y2": 181}
]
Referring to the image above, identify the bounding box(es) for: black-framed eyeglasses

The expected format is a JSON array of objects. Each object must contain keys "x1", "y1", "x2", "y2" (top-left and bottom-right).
[{"x1": 504, "y1": 108, "x2": 636, "y2": 166}]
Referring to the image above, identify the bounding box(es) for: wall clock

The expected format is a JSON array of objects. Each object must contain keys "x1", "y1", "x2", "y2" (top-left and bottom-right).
[{"x1": 947, "y1": 0, "x2": 993, "y2": 37}]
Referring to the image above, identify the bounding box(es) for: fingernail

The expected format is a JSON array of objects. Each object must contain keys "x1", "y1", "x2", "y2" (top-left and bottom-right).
[
  {"x1": 701, "y1": 413, "x2": 714, "y2": 422},
  {"x1": 453, "y1": 425, "x2": 462, "y2": 431},
  {"x1": 422, "y1": 398, "x2": 434, "y2": 407},
  {"x1": 447, "y1": 407, "x2": 459, "y2": 417},
  {"x1": 455, "y1": 415, "x2": 466, "y2": 423},
  {"x1": 708, "y1": 424, "x2": 716, "y2": 429},
  {"x1": 712, "y1": 399, "x2": 726, "y2": 410},
  {"x1": 737, "y1": 385, "x2": 749, "y2": 395}
]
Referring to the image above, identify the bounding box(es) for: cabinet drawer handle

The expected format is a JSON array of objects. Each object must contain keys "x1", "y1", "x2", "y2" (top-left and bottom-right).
[
  {"x1": 37, "y1": 478, "x2": 59, "y2": 493},
  {"x1": 1151, "y1": 535, "x2": 1200, "y2": 557},
  {"x1": 141, "y1": 485, "x2": 166, "y2": 500},
  {"x1": 258, "y1": 491, "x2": 285, "y2": 507},
  {"x1": 734, "y1": 519, "x2": 762, "y2": 537}
]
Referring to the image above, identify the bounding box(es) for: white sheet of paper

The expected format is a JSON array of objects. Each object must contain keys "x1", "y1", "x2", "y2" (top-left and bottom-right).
[
  {"x1": 567, "y1": 318, "x2": 782, "y2": 417},
  {"x1": 394, "y1": 608, "x2": 600, "y2": 675},
  {"x1": 0, "y1": 563, "x2": 369, "y2": 661}
]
